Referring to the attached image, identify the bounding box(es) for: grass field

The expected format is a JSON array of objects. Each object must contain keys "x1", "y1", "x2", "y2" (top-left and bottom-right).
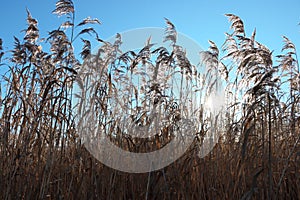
[{"x1": 0, "y1": 1, "x2": 299, "y2": 199}]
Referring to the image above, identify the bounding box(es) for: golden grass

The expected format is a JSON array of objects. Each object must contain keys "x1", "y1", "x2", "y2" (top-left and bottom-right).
[{"x1": 0, "y1": 2, "x2": 299, "y2": 199}]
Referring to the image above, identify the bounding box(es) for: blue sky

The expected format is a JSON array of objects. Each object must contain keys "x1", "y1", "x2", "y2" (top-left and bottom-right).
[{"x1": 0, "y1": 0, "x2": 299, "y2": 59}]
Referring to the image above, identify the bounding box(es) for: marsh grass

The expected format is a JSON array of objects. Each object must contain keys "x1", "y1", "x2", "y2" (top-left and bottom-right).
[{"x1": 0, "y1": 1, "x2": 299, "y2": 199}]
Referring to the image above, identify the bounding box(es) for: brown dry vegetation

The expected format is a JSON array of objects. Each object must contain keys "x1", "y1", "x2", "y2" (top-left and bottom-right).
[{"x1": 0, "y1": 0, "x2": 300, "y2": 199}]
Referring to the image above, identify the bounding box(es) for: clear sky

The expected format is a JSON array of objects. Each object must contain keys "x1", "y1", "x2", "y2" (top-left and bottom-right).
[{"x1": 0, "y1": 0, "x2": 299, "y2": 60}]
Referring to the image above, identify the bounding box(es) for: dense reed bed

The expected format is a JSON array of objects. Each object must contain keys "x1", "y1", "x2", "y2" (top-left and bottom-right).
[{"x1": 0, "y1": 1, "x2": 299, "y2": 199}]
